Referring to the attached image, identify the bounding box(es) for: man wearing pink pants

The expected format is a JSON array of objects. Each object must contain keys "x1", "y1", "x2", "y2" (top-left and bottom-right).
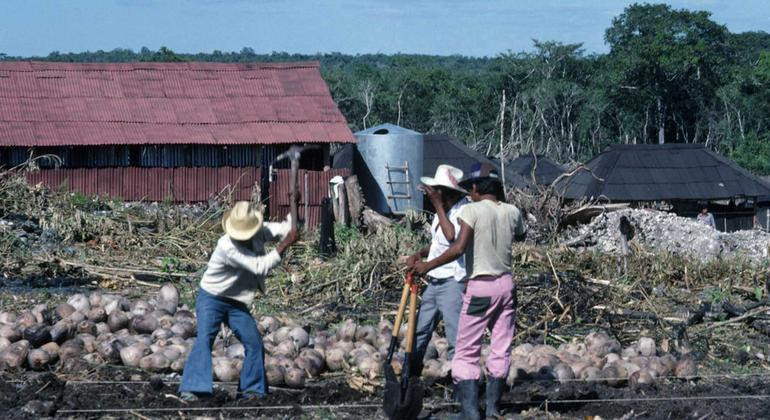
[
  {"x1": 415, "y1": 164, "x2": 525, "y2": 420},
  {"x1": 452, "y1": 273, "x2": 516, "y2": 382}
]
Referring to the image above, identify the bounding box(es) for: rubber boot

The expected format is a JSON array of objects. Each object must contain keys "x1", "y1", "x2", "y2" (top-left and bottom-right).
[
  {"x1": 484, "y1": 376, "x2": 506, "y2": 418},
  {"x1": 452, "y1": 380, "x2": 480, "y2": 420}
]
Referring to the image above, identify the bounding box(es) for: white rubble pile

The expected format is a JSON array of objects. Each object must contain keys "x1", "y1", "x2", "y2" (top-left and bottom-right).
[{"x1": 562, "y1": 209, "x2": 770, "y2": 264}]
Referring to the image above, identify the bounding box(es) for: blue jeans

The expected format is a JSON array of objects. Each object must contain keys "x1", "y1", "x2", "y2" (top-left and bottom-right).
[
  {"x1": 179, "y1": 288, "x2": 267, "y2": 396},
  {"x1": 413, "y1": 278, "x2": 465, "y2": 363}
]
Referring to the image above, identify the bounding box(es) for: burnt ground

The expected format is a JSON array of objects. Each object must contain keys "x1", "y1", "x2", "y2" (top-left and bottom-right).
[{"x1": 1, "y1": 363, "x2": 770, "y2": 419}]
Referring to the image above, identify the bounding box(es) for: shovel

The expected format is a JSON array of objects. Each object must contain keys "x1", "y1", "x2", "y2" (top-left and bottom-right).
[
  {"x1": 385, "y1": 272, "x2": 412, "y2": 362},
  {"x1": 383, "y1": 272, "x2": 423, "y2": 420}
]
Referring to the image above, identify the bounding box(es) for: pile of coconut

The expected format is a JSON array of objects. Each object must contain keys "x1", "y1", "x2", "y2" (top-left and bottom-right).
[
  {"x1": 0, "y1": 284, "x2": 446, "y2": 388},
  {"x1": 0, "y1": 285, "x2": 696, "y2": 389},
  {"x1": 506, "y1": 332, "x2": 697, "y2": 386},
  {"x1": 0, "y1": 284, "x2": 193, "y2": 374}
]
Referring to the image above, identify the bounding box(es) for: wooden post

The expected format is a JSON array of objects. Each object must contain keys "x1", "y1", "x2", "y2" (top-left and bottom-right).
[
  {"x1": 319, "y1": 197, "x2": 336, "y2": 257},
  {"x1": 304, "y1": 172, "x2": 309, "y2": 228},
  {"x1": 330, "y1": 183, "x2": 340, "y2": 221},
  {"x1": 338, "y1": 183, "x2": 349, "y2": 226},
  {"x1": 345, "y1": 175, "x2": 364, "y2": 226}
]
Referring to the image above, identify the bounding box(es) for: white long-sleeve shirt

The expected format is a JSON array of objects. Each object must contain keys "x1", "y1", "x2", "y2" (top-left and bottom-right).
[
  {"x1": 200, "y1": 219, "x2": 290, "y2": 305},
  {"x1": 426, "y1": 197, "x2": 469, "y2": 281}
]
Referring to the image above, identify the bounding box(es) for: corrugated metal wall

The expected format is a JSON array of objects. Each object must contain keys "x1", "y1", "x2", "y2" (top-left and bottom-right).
[
  {"x1": 26, "y1": 167, "x2": 260, "y2": 202},
  {"x1": 24, "y1": 167, "x2": 349, "y2": 227},
  {"x1": 3, "y1": 145, "x2": 261, "y2": 168}
]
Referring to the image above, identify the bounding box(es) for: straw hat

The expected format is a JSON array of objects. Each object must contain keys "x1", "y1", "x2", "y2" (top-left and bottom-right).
[
  {"x1": 222, "y1": 201, "x2": 264, "y2": 241},
  {"x1": 420, "y1": 164, "x2": 467, "y2": 193}
]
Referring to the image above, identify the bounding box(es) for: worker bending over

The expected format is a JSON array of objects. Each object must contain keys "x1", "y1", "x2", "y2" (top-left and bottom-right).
[{"x1": 179, "y1": 201, "x2": 298, "y2": 401}]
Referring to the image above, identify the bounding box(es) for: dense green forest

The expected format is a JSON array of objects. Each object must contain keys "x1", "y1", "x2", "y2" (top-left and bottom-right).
[{"x1": 3, "y1": 4, "x2": 770, "y2": 174}]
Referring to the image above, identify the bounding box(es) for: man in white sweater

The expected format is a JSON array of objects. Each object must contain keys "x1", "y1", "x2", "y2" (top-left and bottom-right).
[{"x1": 180, "y1": 201, "x2": 298, "y2": 401}]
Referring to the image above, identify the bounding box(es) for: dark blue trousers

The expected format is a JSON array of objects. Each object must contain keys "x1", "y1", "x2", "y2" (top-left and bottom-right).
[{"x1": 179, "y1": 288, "x2": 267, "y2": 396}]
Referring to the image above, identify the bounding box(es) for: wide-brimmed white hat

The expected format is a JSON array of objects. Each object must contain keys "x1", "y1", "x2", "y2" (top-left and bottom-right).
[
  {"x1": 420, "y1": 164, "x2": 467, "y2": 193},
  {"x1": 222, "y1": 201, "x2": 264, "y2": 241}
]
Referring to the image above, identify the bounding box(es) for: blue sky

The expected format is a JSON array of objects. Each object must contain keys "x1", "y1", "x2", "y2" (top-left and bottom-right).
[{"x1": 1, "y1": 0, "x2": 769, "y2": 57}]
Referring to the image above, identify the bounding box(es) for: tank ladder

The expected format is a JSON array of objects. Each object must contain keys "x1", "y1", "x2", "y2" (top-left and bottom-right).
[{"x1": 385, "y1": 161, "x2": 412, "y2": 213}]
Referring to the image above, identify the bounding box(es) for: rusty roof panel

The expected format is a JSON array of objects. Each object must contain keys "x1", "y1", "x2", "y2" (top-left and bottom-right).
[
  {"x1": 1, "y1": 121, "x2": 353, "y2": 146},
  {"x1": 0, "y1": 61, "x2": 354, "y2": 146}
]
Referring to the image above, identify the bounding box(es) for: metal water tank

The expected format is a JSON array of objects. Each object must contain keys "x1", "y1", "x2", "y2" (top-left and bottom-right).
[{"x1": 354, "y1": 123, "x2": 424, "y2": 215}]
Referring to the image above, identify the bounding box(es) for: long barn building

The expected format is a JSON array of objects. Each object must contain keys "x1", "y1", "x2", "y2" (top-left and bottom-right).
[{"x1": 0, "y1": 61, "x2": 355, "y2": 226}]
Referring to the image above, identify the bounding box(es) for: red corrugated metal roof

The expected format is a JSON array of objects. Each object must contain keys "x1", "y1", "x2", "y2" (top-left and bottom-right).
[{"x1": 0, "y1": 61, "x2": 355, "y2": 146}]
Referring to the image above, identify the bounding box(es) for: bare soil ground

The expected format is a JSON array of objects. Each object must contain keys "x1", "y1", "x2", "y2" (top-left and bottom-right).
[{"x1": 2, "y1": 364, "x2": 770, "y2": 419}]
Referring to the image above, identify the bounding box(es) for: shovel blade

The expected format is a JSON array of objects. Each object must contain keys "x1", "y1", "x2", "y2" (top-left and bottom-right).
[{"x1": 383, "y1": 364, "x2": 423, "y2": 420}]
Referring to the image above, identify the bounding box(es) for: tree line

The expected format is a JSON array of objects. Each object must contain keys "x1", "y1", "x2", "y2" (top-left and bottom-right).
[{"x1": 3, "y1": 4, "x2": 770, "y2": 174}]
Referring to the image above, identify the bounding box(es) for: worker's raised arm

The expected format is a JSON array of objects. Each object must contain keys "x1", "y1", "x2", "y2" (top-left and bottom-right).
[
  {"x1": 225, "y1": 247, "x2": 282, "y2": 277},
  {"x1": 261, "y1": 214, "x2": 292, "y2": 241},
  {"x1": 425, "y1": 186, "x2": 456, "y2": 241}
]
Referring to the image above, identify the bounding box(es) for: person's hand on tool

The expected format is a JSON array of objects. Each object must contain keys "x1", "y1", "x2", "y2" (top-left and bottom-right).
[
  {"x1": 405, "y1": 253, "x2": 421, "y2": 269},
  {"x1": 276, "y1": 229, "x2": 299, "y2": 256},
  {"x1": 412, "y1": 260, "x2": 430, "y2": 276}
]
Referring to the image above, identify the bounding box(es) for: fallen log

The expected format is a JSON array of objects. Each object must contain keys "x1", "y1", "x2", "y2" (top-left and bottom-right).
[
  {"x1": 706, "y1": 305, "x2": 770, "y2": 330},
  {"x1": 362, "y1": 208, "x2": 393, "y2": 233},
  {"x1": 719, "y1": 299, "x2": 769, "y2": 319},
  {"x1": 57, "y1": 259, "x2": 189, "y2": 278}
]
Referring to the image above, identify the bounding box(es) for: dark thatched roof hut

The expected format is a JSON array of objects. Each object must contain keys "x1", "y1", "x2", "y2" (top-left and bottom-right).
[{"x1": 557, "y1": 144, "x2": 770, "y2": 201}]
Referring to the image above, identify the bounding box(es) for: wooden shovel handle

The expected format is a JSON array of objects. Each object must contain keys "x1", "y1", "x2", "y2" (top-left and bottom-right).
[
  {"x1": 392, "y1": 272, "x2": 413, "y2": 338},
  {"x1": 392, "y1": 276, "x2": 411, "y2": 339},
  {"x1": 404, "y1": 281, "x2": 419, "y2": 353}
]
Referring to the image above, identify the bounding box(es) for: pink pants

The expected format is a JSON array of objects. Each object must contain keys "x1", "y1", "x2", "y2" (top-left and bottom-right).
[{"x1": 451, "y1": 273, "x2": 516, "y2": 382}]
